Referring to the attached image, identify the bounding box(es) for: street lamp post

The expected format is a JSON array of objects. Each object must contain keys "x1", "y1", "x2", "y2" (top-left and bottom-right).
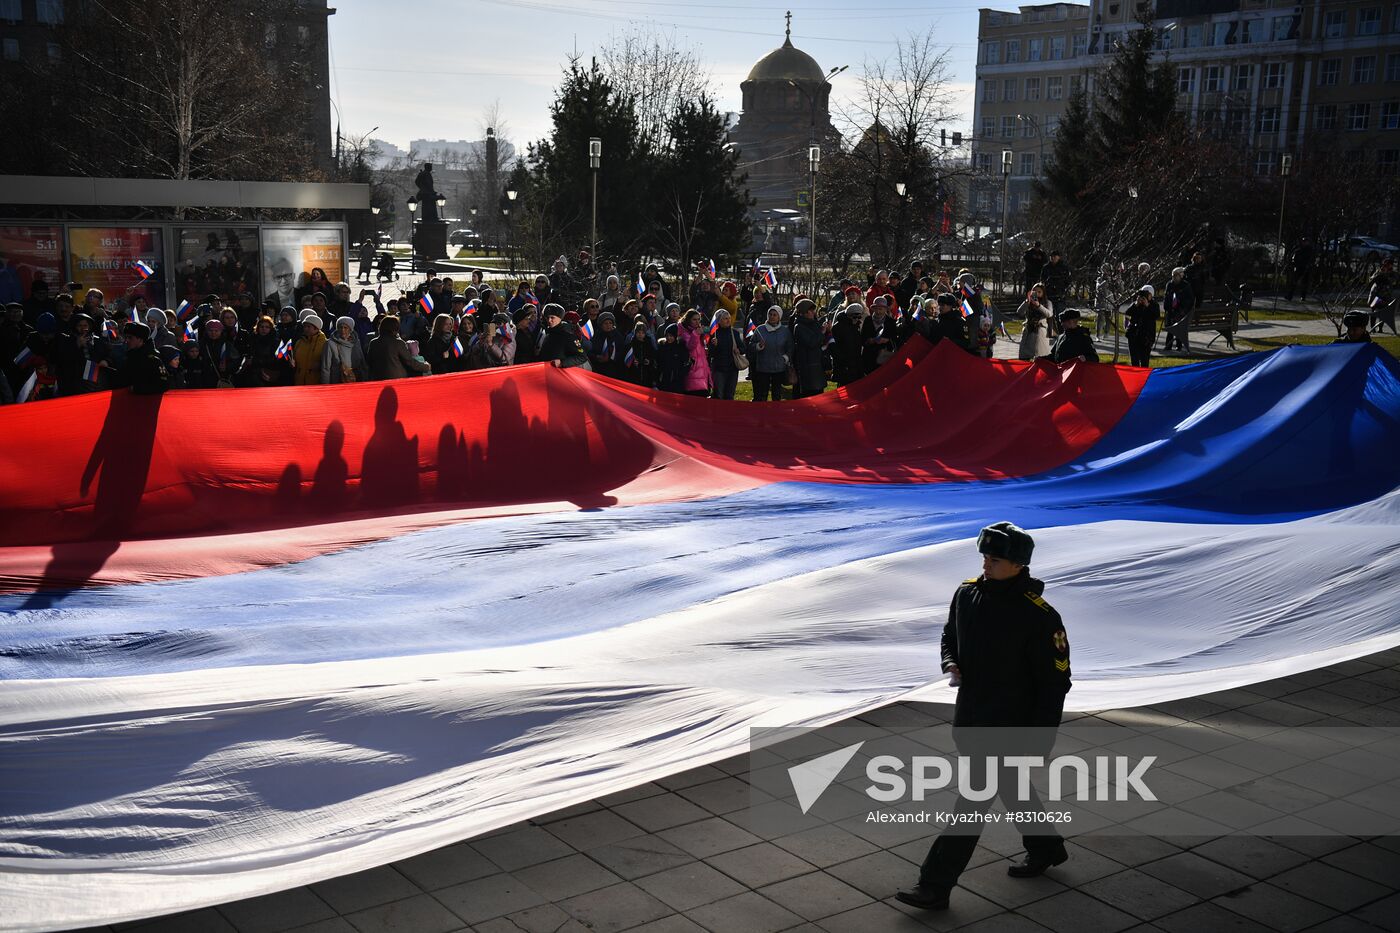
[
  {"x1": 808, "y1": 144, "x2": 820, "y2": 296},
  {"x1": 1273, "y1": 153, "x2": 1292, "y2": 312},
  {"x1": 1000, "y1": 149, "x2": 1013, "y2": 295},
  {"x1": 589, "y1": 138, "x2": 602, "y2": 260},
  {"x1": 505, "y1": 188, "x2": 518, "y2": 275},
  {"x1": 895, "y1": 181, "x2": 908, "y2": 267},
  {"x1": 406, "y1": 195, "x2": 420, "y2": 272}
]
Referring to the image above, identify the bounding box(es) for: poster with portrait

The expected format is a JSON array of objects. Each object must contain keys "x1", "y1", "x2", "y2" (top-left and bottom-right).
[
  {"x1": 260, "y1": 226, "x2": 345, "y2": 310},
  {"x1": 0, "y1": 225, "x2": 65, "y2": 305},
  {"x1": 174, "y1": 227, "x2": 260, "y2": 306},
  {"x1": 67, "y1": 227, "x2": 166, "y2": 306}
]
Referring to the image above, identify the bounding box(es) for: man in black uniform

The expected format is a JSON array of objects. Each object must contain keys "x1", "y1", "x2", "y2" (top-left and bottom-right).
[
  {"x1": 1049, "y1": 308, "x2": 1098, "y2": 363},
  {"x1": 538, "y1": 303, "x2": 590, "y2": 369},
  {"x1": 897, "y1": 522, "x2": 1072, "y2": 911},
  {"x1": 107, "y1": 322, "x2": 168, "y2": 395},
  {"x1": 1334, "y1": 310, "x2": 1372, "y2": 345}
]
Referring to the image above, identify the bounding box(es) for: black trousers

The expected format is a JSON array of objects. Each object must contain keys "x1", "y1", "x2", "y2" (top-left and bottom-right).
[
  {"x1": 752, "y1": 371, "x2": 785, "y2": 402},
  {"x1": 1128, "y1": 330, "x2": 1154, "y2": 368},
  {"x1": 918, "y1": 744, "x2": 1064, "y2": 890}
]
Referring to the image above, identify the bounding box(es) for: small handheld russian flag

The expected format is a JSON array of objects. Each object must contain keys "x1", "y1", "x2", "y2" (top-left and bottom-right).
[
  {"x1": 580, "y1": 318, "x2": 595, "y2": 341},
  {"x1": 763, "y1": 267, "x2": 778, "y2": 289},
  {"x1": 624, "y1": 345, "x2": 635, "y2": 367},
  {"x1": 175, "y1": 299, "x2": 194, "y2": 323},
  {"x1": 707, "y1": 314, "x2": 721, "y2": 339},
  {"x1": 133, "y1": 259, "x2": 155, "y2": 280},
  {"x1": 1372, "y1": 296, "x2": 1386, "y2": 309},
  {"x1": 636, "y1": 273, "x2": 646, "y2": 296},
  {"x1": 752, "y1": 257, "x2": 762, "y2": 274},
  {"x1": 745, "y1": 320, "x2": 757, "y2": 338},
  {"x1": 960, "y1": 296, "x2": 976, "y2": 318},
  {"x1": 104, "y1": 320, "x2": 120, "y2": 340},
  {"x1": 182, "y1": 320, "x2": 199, "y2": 343},
  {"x1": 419, "y1": 293, "x2": 434, "y2": 315},
  {"x1": 127, "y1": 308, "x2": 140, "y2": 324},
  {"x1": 275, "y1": 339, "x2": 292, "y2": 361},
  {"x1": 13, "y1": 345, "x2": 34, "y2": 367},
  {"x1": 82, "y1": 359, "x2": 100, "y2": 383},
  {"x1": 449, "y1": 336, "x2": 465, "y2": 358},
  {"x1": 708, "y1": 258, "x2": 717, "y2": 279}
]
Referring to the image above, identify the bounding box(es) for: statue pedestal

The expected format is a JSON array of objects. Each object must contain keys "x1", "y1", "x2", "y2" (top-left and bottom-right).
[{"x1": 412, "y1": 220, "x2": 448, "y2": 270}]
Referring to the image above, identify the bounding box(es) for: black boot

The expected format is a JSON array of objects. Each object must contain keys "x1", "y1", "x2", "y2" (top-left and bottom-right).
[
  {"x1": 895, "y1": 884, "x2": 951, "y2": 909},
  {"x1": 1007, "y1": 847, "x2": 1069, "y2": 878}
]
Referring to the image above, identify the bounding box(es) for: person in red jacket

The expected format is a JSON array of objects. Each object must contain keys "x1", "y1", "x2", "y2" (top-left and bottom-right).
[{"x1": 864, "y1": 270, "x2": 897, "y2": 315}]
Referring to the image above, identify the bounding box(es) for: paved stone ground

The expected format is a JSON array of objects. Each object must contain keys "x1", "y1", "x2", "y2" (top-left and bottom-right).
[{"x1": 74, "y1": 646, "x2": 1400, "y2": 933}]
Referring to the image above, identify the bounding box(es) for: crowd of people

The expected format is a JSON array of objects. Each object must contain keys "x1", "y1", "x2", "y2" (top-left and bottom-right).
[{"x1": 3, "y1": 247, "x2": 1390, "y2": 405}]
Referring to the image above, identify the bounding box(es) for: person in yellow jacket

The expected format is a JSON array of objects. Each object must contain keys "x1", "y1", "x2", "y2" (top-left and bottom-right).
[{"x1": 293, "y1": 313, "x2": 327, "y2": 385}]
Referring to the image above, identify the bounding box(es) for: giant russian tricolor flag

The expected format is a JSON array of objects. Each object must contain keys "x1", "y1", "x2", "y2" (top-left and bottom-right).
[{"x1": 1, "y1": 341, "x2": 1398, "y2": 930}]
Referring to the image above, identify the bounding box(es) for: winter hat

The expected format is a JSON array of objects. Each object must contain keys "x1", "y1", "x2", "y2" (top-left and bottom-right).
[
  {"x1": 871, "y1": 295, "x2": 889, "y2": 307},
  {"x1": 302, "y1": 314, "x2": 324, "y2": 331},
  {"x1": 1343, "y1": 309, "x2": 1368, "y2": 328},
  {"x1": 598, "y1": 311, "x2": 616, "y2": 325},
  {"x1": 281, "y1": 305, "x2": 297, "y2": 317},
  {"x1": 564, "y1": 310, "x2": 581, "y2": 324},
  {"x1": 145, "y1": 308, "x2": 165, "y2": 327},
  {"x1": 977, "y1": 521, "x2": 1034, "y2": 565},
  {"x1": 542, "y1": 303, "x2": 565, "y2": 320},
  {"x1": 1139, "y1": 285, "x2": 1155, "y2": 298},
  {"x1": 1058, "y1": 307, "x2": 1082, "y2": 321},
  {"x1": 123, "y1": 321, "x2": 151, "y2": 341},
  {"x1": 35, "y1": 312, "x2": 56, "y2": 334},
  {"x1": 335, "y1": 315, "x2": 354, "y2": 332},
  {"x1": 298, "y1": 309, "x2": 318, "y2": 322}
]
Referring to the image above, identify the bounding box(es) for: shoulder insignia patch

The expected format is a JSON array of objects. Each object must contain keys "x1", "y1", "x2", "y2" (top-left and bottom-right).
[
  {"x1": 1053, "y1": 630, "x2": 1068, "y2": 653},
  {"x1": 1025, "y1": 591, "x2": 1052, "y2": 611},
  {"x1": 963, "y1": 577, "x2": 979, "y2": 585}
]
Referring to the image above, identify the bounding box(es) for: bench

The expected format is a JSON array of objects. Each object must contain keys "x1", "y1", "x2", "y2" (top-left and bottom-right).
[{"x1": 1179, "y1": 300, "x2": 1240, "y2": 350}]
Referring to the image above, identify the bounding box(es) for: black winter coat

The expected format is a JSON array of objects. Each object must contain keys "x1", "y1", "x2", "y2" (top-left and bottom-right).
[
  {"x1": 1050, "y1": 327, "x2": 1099, "y2": 363},
  {"x1": 941, "y1": 570, "x2": 1071, "y2": 727}
]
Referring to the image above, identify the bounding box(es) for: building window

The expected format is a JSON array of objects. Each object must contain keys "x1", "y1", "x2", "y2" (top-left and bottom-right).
[
  {"x1": 1022, "y1": 117, "x2": 1036, "y2": 138},
  {"x1": 1004, "y1": 78, "x2": 1017, "y2": 101},
  {"x1": 35, "y1": 0, "x2": 63, "y2": 24},
  {"x1": 1048, "y1": 76, "x2": 1064, "y2": 99},
  {"x1": 1257, "y1": 106, "x2": 1280, "y2": 133},
  {"x1": 1254, "y1": 151, "x2": 1276, "y2": 175},
  {"x1": 1271, "y1": 16, "x2": 1295, "y2": 41},
  {"x1": 46, "y1": 41, "x2": 60, "y2": 61},
  {"x1": 1233, "y1": 65, "x2": 1253, "y2": 91},
  {"x1": 1243, "y1": 19, "x2": 1265, "y2": 44},
  {"x1": 1357, "y1": 8, "x2": 1380, "y2": 35},
  {"x1": 1227, "y1": 109, "x2": 1247, "y2": 134},
  {"x1": 976, "y1": 152, "x2": 993, "y2": 173},
  {"x1": 1, "y1": 37, "x2": 17, "y2": 61},
  {"x1": 1014, "y1": 191, "x2": 1031, "y2": 213},
  {"x1": 1386, "y1": 53, "x2": 1400, "y2": 83},
  {"x1": 1006, "y1": 39, "x2": 1021, "y2": 63},
  {"x1": 1204, "y1": 65, "x2": 1223, "y2": 92},
  {"x1": 981, "y1": 116, "x2": 995, "y2": 140},
  {"x1": 1353, "y1": 55, "x2": 1377, "y2": 84},
  {"x1": 1185, "y1": 24, "x2": 1203, "y2": 47},
  {"x1": 1001, "y1": 116, "x2": 1016, "y2": 138},
  {"x1": 981, "y1": 40, "x2": 1001, "y2": 65},
  {"x1": 1263, "y1": 62, "x2": 1284, "y2": 88},
  {"x1": 1044, "y1": 114, "x2": 1059, "y2": 136},
  {"x1": 1382, "y1": 101, "x2": 1400, "y2": 130},
  {"x1": 982, "y1": 80, "x2": 998, "y2": 102},
  {"x1": 1378, "y1": 150, "x2": 1399, "y2": 175},
  {"x1": 1028, "y1": 38, "x2": 1043, "y2": 62},
  {"x1": 1025, "y1": 77, "x2": 1041, "y2": 100},
  {"x1": 0, "y1": 0, "x2": 20, "y2": 23},
  {"x1": 1050, "y1": 36, "x2": 1065, "y2": 60},
  {"x1": 1072, "y1": 34, "x2": 1087, "y2": 57},
  {"x1": 1319, "y1": 59, "x2": 1340, "y2": 86},
  {"x1": 1212, "y1": 22, "x2": 1231, "y2": 46},
  {"x1": 1158, "y1": 28, "x2": 1174, "y2": 50},
  {"x1": 1069, "y1": 75, "x2": 1083, "y2": 96},
  {"x1": 1020, "y1": 152, "x2": 1036, "y2": 175},
  {"x1": 1323, "y1": 9, "x2": 1346, "y2": 37},
  {"x1": 1178, "y1": 67, "x2": 1196, "y2": 94},
  {"x1": 976, "y1": 190, "x2": 992, "y2": 211},
  {"x1": 1315, "y1": 104, "x2": 1337, "y2": 130},
  {"x1": 1348, "y1": 103, "x2": 1371, "y2": 131}
]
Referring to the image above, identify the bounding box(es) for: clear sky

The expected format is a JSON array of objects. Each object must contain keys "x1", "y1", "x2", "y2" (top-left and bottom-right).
[{"x1": 326, "y1": 0, "x2": 983, "y2": 155}]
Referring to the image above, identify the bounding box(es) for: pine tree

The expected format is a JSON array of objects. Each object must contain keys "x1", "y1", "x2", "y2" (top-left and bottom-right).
[{"x1": 653, "y1": 97, "x2": 752, "y2": 278}]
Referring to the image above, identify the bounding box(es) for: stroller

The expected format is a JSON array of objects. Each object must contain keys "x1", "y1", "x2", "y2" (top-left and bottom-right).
[{"x1": 375, "y1": 252, "x2": 399, "y2": 283}]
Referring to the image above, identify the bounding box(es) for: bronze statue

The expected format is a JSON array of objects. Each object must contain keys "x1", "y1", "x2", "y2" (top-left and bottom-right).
[{"x1": 414, "y1": 163, "x2": 441, "y2": 223}]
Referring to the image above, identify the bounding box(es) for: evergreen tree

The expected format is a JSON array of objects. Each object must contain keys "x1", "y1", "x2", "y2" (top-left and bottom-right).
[
  {"x1": 653, "y1": 97, "x2": 752, "y2": 278},
  {"x1": 528, "y1": 58, "x2": 653, "y2": 262}
]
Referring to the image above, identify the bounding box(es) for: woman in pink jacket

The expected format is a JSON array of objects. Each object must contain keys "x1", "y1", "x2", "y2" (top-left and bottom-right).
[{"x1": 679, "y1": 309, "x2": 712, "y2": 397}]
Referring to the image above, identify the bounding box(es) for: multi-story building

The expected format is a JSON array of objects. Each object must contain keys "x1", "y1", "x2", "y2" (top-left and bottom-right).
[
  {"x1": 970, "y1": 2, "x2": 1095, "y2": 238},
  {"x1": 971, "y1": 0, "x2": 1399, "y2": 238},
  {"x1": 1, "y1": 0, "x2": 336, "y2": 172}
]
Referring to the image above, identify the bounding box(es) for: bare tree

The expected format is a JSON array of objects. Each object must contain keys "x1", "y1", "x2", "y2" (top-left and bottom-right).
[
  {"x1": 597, "y1": 25, "x2": 714, "y2": 150},
  {"x1": 822, "y1": 28, "x2": 968, "y2": 267},
  {"x1": 34, "y1": 0, "x2": 320, "y2": 187}
]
